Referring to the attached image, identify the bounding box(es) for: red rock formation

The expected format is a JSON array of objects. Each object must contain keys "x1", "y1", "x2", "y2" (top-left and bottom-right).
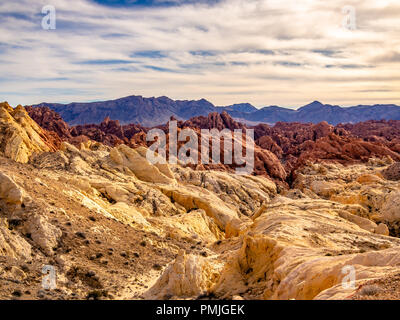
[
  {"x1": 337, "y1": 120, "x2": 400, "y2": 141},
  {"x1": 256, "y1": 136, "x2": 283, "y2": 158},
  {"x1": 25, "y1": 106, "x2": 72, "y2": 140},
  {"x1": 26, "y1": 106, "x2": 147, "y2": 148},
  {"x1": 296, "y1": 133, "x2": 400, "y2": 166},
  {"x1": 382, "y1": 162, "x2": 400, "y2": 181},
  {"x1": 26, "y1": 106, "x2": 400, "y2": 185},
  {"x1": 179, "y1": 111, "x2": 246, "y2": 131},
  {"x1": 337, "y1": 120, "x2": 400, "y2": 155},
  {"x1": 153, "y1": 117, "x2": 287, "y2": 183}
]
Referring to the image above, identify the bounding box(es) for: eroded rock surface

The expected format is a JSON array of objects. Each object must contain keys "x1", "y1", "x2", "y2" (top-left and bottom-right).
[
  {"x1": 0, "y1": 102, "x2": 59, "y2": 163},
  {"x1": 27, "y1": 106, "x2": 400, "y2": 186},
  {"x1": 0, "y1": 105, "x2": 400, "y2": 300}
]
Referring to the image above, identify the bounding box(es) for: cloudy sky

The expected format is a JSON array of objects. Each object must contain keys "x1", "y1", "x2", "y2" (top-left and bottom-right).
[{"x1": 0, "y1": 0, "x2": 399, "y2": 108}]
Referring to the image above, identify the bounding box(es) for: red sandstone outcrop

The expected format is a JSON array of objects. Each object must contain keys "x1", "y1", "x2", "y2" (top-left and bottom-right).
[
  {"x1": 25, "y1": 106, "x2": 72, "y2": 140},
  {"x1": 337, "y1": 120, "x2": 400, "y2": 141},
  {"x1": 26, "y1": 106, "x2": 400, "y2": 184},
  {"x1": 296, "y1": 133, "x2": 400, "y2": 167},
  {"x1": 337, "y1": 120, "x2": 400, "y2": 155},
  {"x1": 179, "y1": 111, "x2": 246, "y2": 131}
]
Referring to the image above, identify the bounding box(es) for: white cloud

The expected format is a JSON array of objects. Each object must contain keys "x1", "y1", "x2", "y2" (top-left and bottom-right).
[{"x1": 0, "y1": 0, "x2": 399, "y2": 107}]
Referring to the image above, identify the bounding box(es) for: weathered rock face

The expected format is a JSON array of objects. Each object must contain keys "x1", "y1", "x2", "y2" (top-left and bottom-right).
[
  {"x1": 172, "y1": 167, "x2": 276, "y2": 217},
  {"x1": 29, "y1": 141, "x2": 276, "y2": 235},
  {"x1": 216, "y1": 163, "x2": 400, "y2": 300},
  {"x1": 179, "y1": 111, "x2": 246, "y2": 131},
  {"x1": 292, "y1": 161, "x2": 400, "y2": 233},
  {"x1": 0, "y1": 218, "x2": 32, "y2": 260},
  {"x1": 158, "y1": 185, "x2": 241, "y2": 232},
  {"x1": 26, "y1": 106, "x2": 400, "y2": 185},
  {"x1": 0, "y1": 172, "x2": 31, "y2": 273},
  {"x1": 70, "y1": 118, "x2": 146, "y2": 148},
  {"x1": 252, "y1": 121, "x2": 400, "y2": 175},
  {"x1": 25, "y1": 215, "x2": 62, "y2": 255},
  {"x1": 0, "y1": 172, "x2": 24, "y2": 206},
  {"x1": 380, "y1": 191, "x2": 400, "y2": 224},
  {"x1": 296, "y1": 134, "x2": 400, "y2": 166},
  {"x1": 145, "y1": 250, "x2": 222, "y2": 299},
  {"x1": 382, "y1": 162, "x2": 400, "y2": 181},
  {"x1": 167, "y1": 116, "x2": 400, "y2": 182},
  {"x1": 253, "y1": 121, "x2": 337, "y2": 151},
  {"x1": 0, "y1": 102, "x2": 59, "y2": 163},
  {"x1": 337, "y1": 120, "x2": 400, "y2": 142},
  {"x1": 154, "y1": 209, "x2": 224, "y2": 244},
  {"x1": 25, "y1": 106, "x2": 72, "y2": 140},
  {"x1": 26, "y1": 106, "x2": 147, "y2": 147},
  {"x1": 109, "y1": 145, "x2": 176, "y2": 185},
  {"x1": 2, "y1": 124, "x2": 400, "y2": 300},
  {"x1": 1, "y1": 104, "x2": 400, "y2": 300},
  {"x1": 147, "y1": 160, "x2": 400, "y2": 301}
]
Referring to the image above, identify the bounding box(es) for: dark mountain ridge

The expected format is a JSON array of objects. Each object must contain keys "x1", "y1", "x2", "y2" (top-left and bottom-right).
[{"x1": 29, "y1": 95, "x2": 400, "y2": 126}]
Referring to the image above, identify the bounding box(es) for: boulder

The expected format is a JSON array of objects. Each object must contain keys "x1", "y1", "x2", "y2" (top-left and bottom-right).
[
  {"x1": 382, "y1": 162, "x2": 400, "y2": 181},
  {"x1": 375, "y1": 223, "x2": 390, "y2": 236},
  {"x1": 0, "y1": 172, "x2": 23, "y2": 205},
  {"x1": 338, "y1": 210, "x2": 377, "y2": 233},
  {"x1": 381, "y1": 191, "x2": 400, "y2": 223},
  {"x1": 145, "y1": 250, "x2": 220, "y2": 299},
  {"x1": 25, "y1": 215, "x2": 62, "y2": 255}
]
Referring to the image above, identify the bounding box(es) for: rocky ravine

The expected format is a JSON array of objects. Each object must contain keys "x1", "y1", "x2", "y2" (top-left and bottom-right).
[{"x1": 2, "y1": 101, "x2": 400, "y2": 300}]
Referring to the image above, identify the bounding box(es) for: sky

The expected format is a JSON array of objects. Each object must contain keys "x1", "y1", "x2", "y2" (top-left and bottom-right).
[{"x1": 0, "y1": 0, "x2": 399, "y2": 108}]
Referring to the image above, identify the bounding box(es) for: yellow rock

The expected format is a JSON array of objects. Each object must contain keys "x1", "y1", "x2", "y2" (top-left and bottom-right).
[
  {"x1": 24, "y1": 214, "x2": 62, "y2": 255},
  {"x1": 108, "y1": 202, "x2": 151, "y2": 227},
  {"x1": 338, "y1": 210, "x2": 377, "y2": 233},
  {"x1": 60, "y1": 141, "x2": 80, "y2": 154},
  {"x1": 375, "y1": 223, "x2": 389, "y2": 236},
  {"x1": 159, "y1": 185, "x2": 240, "y2": 232},
  {"x1": 155, "y1": 209, "x2": 223, "y2": 244},
  {"x1": 145, "y1": 250, "x2": 221, "y2": 299},
  {"x1": 310, "y1": 180, "x2": 343, "y2": 198},
  {"x1": 208, "y1": 192, "x2": 400, "y2": 300},
  {"x1": 0, "y1": 102, "x2": 52, "y2": 163},
  {"x1": 110, "y1": 144, "x2": 176, "y2": 184},
  {"x1": 381, "y1": 191, "x2": 400, "y2": 223},
  {"x1": 356, "y1": 174, "x2": 383, "y2": 185}
]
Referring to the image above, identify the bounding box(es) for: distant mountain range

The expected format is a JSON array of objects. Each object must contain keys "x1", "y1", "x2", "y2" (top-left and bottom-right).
[
  {"x1": 30, "y1": 95, "x2": 400, "y2": 126},
  {"x1": 32, "y1": 96, "x2": 215, "y2": 127},
  {"x1": 234, "y1": 101, "x2": 400, "y2": 125}
]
